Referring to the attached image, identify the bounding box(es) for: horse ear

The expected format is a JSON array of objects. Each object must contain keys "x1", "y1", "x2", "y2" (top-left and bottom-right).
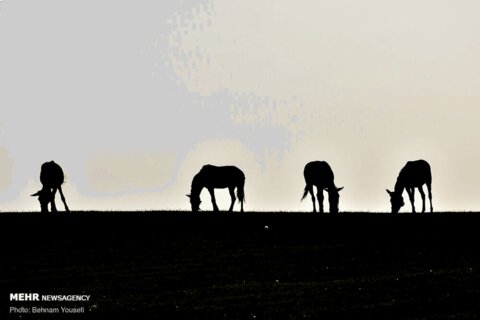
[
  {"x1": 31, "y1": 191, "x2": 40, "y2": 197},
  {"x1": 386, "y1": 189, "x2": 393, "y2": 195},
  {"x1": 337, "y1": 187, "x2": 344, "y2": 192}
]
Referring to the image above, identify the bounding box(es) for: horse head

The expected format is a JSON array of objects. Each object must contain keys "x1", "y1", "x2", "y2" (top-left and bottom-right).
[
  {"x1": 31, "y1": 189, "x2": 53, "y2": 213},
  {"x1": 325, "y1": 186, "x2": 343, "y2": 213},
  {"x1": 386, "y1": 189, "x2": 404, "y2": 213},
  {"x1": 186, "y1": 194, "x2": 202, "y2": 213}
]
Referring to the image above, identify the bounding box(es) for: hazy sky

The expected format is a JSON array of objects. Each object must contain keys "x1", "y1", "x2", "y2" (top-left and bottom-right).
[{"x1": 1, "y1": 1, "x2": 479, "y2": 212}]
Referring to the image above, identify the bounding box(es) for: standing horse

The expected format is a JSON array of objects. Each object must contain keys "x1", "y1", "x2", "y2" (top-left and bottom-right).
[
  {"x1": 31, "y1": 161, "x2": 70, "y2": 213},
  {"x1": 301, "y1": 161, "x2": 343, "y2": 213},
  {"x1": 386, "y1": 159, "x2": 433, "y2": 213},
  {"x1": 187, "y1": 165, "x2": 245, "y2": 213}
]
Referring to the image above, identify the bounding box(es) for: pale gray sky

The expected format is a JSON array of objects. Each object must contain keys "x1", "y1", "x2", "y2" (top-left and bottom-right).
[{"x1": 1, "y1": 1, "x2": 479, "y2": 211}]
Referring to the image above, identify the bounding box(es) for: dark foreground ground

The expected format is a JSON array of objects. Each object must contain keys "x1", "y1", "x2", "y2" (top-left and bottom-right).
[{"x1": 1, "y1": 211, "x2": 480, "y2": 319}]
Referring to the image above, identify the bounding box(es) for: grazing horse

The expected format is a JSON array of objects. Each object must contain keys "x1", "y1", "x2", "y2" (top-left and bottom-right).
[
  {"x1": 301, "y1": 161, "x2": 343, "y2": 213},
  {"x1": 31, "y1": 161, "x2": 70, "y2": 213},
  {"x1": 187, "y1": 165, "x2": 245, "y2": 213},
  {"x1": 386, "y1": 159, "x2": 433, "y2": 213}
]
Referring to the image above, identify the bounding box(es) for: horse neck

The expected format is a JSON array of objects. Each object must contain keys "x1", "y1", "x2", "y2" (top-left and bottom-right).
[
  {"x1": 190, "y1": 175, "x2": 204, "y2": 197},
  {"x1": 40, "y1": 184, "x2": 52, "y2": 192},
  {"x1": 325, "y1": 180, "x2": 336, "y2": 192},
  {"x1": 394, "y1": 175, "x2": 405, "y2": 194},
  {"x1": 326, "y1": 188, "x2": 338, "y2": 199}
]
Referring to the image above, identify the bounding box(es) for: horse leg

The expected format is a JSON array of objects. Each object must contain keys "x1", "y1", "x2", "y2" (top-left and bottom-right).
[
  {"x1": 58, "y1": 185, "x2": 70, "y2": 212},
  {"x1": 238, "y1": 184, "x2": 244, "y2": 213},
  {"x1": 418, "y1": 186, "x2": 426, "y2": 213},
  {"x1": 51, "y1": 188, "x2": 58, "y2": 212},
  {"x1": 406, "y1": 188, "x2": 415, "y2": 213},
  {"x1": 427, "y1": 183, "x2": 433, "y2": 212},
  {"x1": 308, "y1": 185, "x2": 316, "y2": 212},
  {"x1": 228, "y1": 187, "x2": 236, "y2": 212},
  {"x1": 208, "y1": 188, "x2": 219, "y2": 212},
  {"x1": 317, "y1": 189, "x2": 324, "y2": 213}
]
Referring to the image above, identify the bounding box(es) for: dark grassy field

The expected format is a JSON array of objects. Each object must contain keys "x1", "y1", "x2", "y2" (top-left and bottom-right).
[{"x1": 1, "y1": 211, "x2": 480, "y2": 319}]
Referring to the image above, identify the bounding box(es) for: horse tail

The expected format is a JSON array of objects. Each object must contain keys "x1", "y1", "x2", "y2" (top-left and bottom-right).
[
  {"x1": 301, "y1": 184, "x2": 309, "y2": 201},
  {"x1": 237, "y1": 180, "x2": 245, "y2": 212},
  {"x1": 237, "y1": 183, "x2": 245, "y2": 203}
]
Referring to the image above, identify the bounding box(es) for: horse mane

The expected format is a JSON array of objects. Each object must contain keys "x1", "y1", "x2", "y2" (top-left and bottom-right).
[
  {"x1": 190, "y1": 169, "x2": 206, "y2": 196},
  {"x1": 394, "y1": 169, "x2": 405, "y2": 193}
]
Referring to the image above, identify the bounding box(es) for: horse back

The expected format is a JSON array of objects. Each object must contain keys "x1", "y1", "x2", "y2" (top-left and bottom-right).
[
  {"x1": 303, "y1": 161, "x2": 335, "y2": 188},
  {"x1": 400, "y1": 160, "x2": 432, "y2": 187},
  {"x1": 200, "y1": 165, "x2": 245, "y2": 188},
  {"x1": 40, "y1": 161, "x2": 65, "y2": 187}
]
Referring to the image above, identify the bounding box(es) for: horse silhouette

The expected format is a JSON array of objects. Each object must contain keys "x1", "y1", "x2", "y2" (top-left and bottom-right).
[
  {"x1": 187, "y1": 165, "x2": 245, "y2": 213},
  {"x1": 386, "y1": 159, "x2": 433, "y2": 213},
  {"x1": 301, "y1": 161, "x2": 343, "y2": 213},
  {"x1": 31, "y1": 161, "x2": 70, "y2": 213}
]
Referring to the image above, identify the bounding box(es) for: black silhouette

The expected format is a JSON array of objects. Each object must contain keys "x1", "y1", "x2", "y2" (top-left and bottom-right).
[
  {"x1": 31, "y1": 161, "x2": 70, "y2": 213},
  {"x1": 386, "y1": 159, "x2": 433, "y2": 213},
  {"x1": 301, "y1": 161, "x2": 344, "y2": 213},
  {"x1": 187, "y1": 165, "x2": 245, "y2": 213}
]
